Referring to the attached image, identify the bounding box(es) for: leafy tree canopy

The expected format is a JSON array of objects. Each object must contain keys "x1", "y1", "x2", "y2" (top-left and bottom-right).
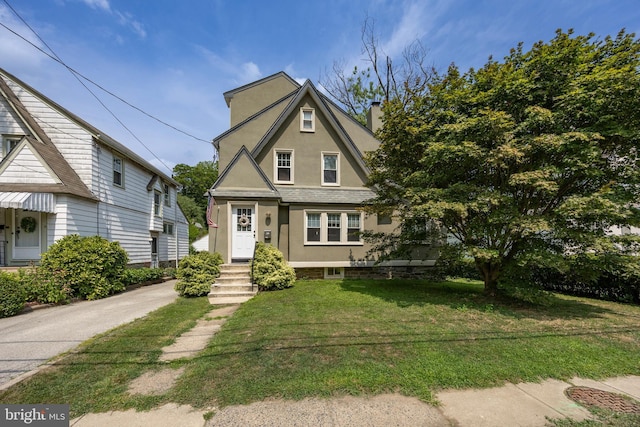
[{"x1": 365, "y1": 29, "x2": 640, "y2": 294}]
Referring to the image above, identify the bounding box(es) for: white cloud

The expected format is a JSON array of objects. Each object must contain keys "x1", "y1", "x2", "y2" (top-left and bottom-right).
[
  {"x1": 81, "y1": 0, "x2": 110, "y2": 12},
  {"x1": 239, "y1": 62, "x2": 262, "y2": 84},
  {"x1": 115, "y1": 11, "x2": 146, "y2": 39},
  {"x1": 381, "y1": 0, "x2": 446, "y2": 58},
  {"x1": 0, "y1": 5, "x2": 45, "y2": 68}
]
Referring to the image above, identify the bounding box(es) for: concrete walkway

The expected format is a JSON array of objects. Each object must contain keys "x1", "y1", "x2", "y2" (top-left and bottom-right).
[
  {"x1": 68, "y1": 376, "x2": 640, "y2": 427},
  {"x1": 0, "y1": 280, "x2": 179, "y2": 389}
]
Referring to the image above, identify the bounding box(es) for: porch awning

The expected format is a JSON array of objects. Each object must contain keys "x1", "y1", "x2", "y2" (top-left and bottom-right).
[{"x1": 0, "y1": 192, "x2": 56, "y2": 213}]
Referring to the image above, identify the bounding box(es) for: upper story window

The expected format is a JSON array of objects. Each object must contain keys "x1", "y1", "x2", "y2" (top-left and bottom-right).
[
  {"x1": 322, "y1": 153, "x2": 339, "y2": 185},
  {"x1": 154, "y1": 190, "x2": 162, "y2": 216},
  {"x1": 163, "y1": 183, "x2": 171, "y2": 206},
  {"x1": 274, "y1": 150, "x2": 294, "y2": 184},
  {"x1": 2, "y1": 136, "x2": 20, "y2": 158},
  {"x1": 300, "y1": 108, "x2": 315, "y2": 132},
  {"x1": 113, "y1": 155, "x2": 124, "y2": 187}
]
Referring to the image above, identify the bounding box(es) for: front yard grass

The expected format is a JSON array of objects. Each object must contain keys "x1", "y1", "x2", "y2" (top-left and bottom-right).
[{"x1": 1, "y1": 278, "x2": 639, "y2": 418}]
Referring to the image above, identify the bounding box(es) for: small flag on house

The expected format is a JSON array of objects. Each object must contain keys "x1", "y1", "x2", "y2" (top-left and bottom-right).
[{"x1": 206, "y1": 194, "x2": 218, "y2": 228}]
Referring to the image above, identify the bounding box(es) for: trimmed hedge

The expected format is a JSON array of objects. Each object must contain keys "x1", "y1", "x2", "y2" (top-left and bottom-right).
[
  {"x1": 39, "y1": 235, "x2": 128, "y2": 300},
  {"x1": 251, "y1": 242, "x2": 295, "y2": 291},
  {"x1": 175, "y1": 251, "x2": 223, "y2": 297},
  {"x1": 0, "y1": 272, "x2": 26, "y2": 318}
]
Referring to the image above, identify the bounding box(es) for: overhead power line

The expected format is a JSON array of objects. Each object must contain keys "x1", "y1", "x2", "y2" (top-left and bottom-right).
[{"x1": 1, "y1": 0, "x2": 214, "y2": 173}]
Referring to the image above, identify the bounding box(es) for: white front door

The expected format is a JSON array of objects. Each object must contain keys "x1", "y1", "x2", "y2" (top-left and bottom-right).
[
  {"x1": 231, "y1": 206, "x2": 255, "y2": 260},
  {"x1": 13, "y1": 210, "x2": 42, "y2": 260}
]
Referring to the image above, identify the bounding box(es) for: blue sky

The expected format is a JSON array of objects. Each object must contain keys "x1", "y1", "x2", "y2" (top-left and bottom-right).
[{"x1": 1, "y1": 0, "x2": 639, "y2": 175}]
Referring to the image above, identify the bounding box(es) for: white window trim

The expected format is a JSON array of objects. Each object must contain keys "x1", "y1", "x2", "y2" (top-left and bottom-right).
[
  {"x1": 2, "y1": 135, "x2": 21, "y2": 157},
  {"x1": 321, "y1": 152, "x2": 340, "y2": 186},
  {"x1": 304, "y1": 210, "x2": 363, "y2": 245},
  {"x1": 153, "y1": 190, "x2": 162, "y2": 217},
  {"x1": 300, "y1": 107, "x2": 315, "y2": 132},
  {"x1": 163, "y1": 221, "x2": 174, "y2": 235},
  {"x1": 324, "y1": 267, "x2": 344, "y2": 279},
  {"x1": 274, "y1": 149, "x2": 294, "y2": 184},
  {"x1": 163, "y1": 183, "x2": 171, "y2": 206},
  {"x1": 113, "y1": 154, "x2": 124, "y2": 187}
]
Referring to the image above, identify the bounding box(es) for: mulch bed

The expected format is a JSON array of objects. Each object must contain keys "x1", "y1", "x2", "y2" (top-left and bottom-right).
[{"x1": 566, "y1": 386, "x2": 640, "y2": 414}]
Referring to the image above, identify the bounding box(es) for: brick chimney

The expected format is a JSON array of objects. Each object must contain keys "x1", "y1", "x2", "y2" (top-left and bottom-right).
[{"x1": 366, "y1": 101, "x2": 382, "y2": 133}]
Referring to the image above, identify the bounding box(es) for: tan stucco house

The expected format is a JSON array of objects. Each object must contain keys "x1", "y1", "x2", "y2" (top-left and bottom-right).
[{"x1": 208, "y1": 72, "x2": 435, "y2": 278}]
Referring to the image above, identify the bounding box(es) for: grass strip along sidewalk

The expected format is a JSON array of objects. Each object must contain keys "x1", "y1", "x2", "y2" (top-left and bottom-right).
[{"x1": 1, "y1": 279, "x2": 639, "y2": 420}]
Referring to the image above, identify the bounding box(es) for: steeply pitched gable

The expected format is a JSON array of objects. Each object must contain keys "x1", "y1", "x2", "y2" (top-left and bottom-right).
[
  {"x1": 0, "y1": 73, "x2": 97, "y2": 199},
  {"x1": 250, "y1": 79, "x2": 370, "y2": 176},
  {"x1": 211, "y1": 145, "x2": 278, "y2": 199}
]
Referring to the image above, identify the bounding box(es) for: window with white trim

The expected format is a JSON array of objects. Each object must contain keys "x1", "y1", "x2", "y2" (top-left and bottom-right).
[
  {"x1": 300, "y1": 108, "x2": 315, "y2": 132},
  {"x1": 2, "y1": 136, "x2": 20, "y2": 158},
  {"x1": 113, "y1": 155, "x2": 123, "y2": 186},
  {"x1": 325, "y1": 267, "x2": 344, "y2": 279},
  {"x1": 162, "y1": 222, "x2": 174, "y2": 235},
  {"x1": 274, "y1": 150, "x2": 293, "y2": 184},
  {"x1": 304, "y1": 211, "x2": 363, "y2": 245},
  {"x1": 322, "y1": 153, "x2": 339, "y2": 185},
  {"x1": 154, "y1": 191, "x2": 162, "y2": 216},
  {"x1": 163, "y1": 183, "x2": 171, "y2": 206}
]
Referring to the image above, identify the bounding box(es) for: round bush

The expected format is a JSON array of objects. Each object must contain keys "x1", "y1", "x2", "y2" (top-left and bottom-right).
[
  {"x1": 251, "y1": 242, "x2": 295, "y2": 291},
  {"x1": 39, "y1": 235, "x2": 128, "y2": 300},
  {"x1": 175, "y1": 251, "x2": 223, "y2": 297},
  {"x1": 0, "y1": 273, "x2": 26, "y2": 318}
]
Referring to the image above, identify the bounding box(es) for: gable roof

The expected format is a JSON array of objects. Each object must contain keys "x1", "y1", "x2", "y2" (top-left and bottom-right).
[
  {"x1": 210, "y1": 145, "x2": 278, "y2": 198},
  {"x1": 212, "y1": 90, "x2": 297, "y2": 151},
  {"x1": 0, "y1": 68, "x2": 179, "y2": 188},
  {"x1": 250, "y1": 79, "x2": 369, "y2": 175},
  {"x1": 223, "y1": 71, "x2": 300, "y2": 107},
  {"x1": 0, "y1": 75, "x2": 97, "y2": 199}
]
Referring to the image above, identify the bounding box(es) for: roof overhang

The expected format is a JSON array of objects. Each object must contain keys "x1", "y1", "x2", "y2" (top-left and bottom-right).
[{"x1": 0, "y1": 192, "x2": 56, "y2": 213}]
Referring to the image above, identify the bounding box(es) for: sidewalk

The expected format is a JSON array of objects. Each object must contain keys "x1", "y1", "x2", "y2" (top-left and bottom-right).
[{"x1": 69, "y1": 375, "x2": 640, "y2": 426}]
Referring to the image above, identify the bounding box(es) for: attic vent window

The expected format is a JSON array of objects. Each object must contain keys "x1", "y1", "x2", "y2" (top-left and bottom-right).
[{"x1": 300, "y1": 108, "x2": 315, "y2": 132}]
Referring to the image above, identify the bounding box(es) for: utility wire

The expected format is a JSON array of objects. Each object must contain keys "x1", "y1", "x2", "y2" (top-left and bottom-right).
[
  {"x1": 1, "y1": 1, "x2": 214, "y2": 172},
  {"x1": 0, "y1": 2, "x2": 173, "y2": 173},
  {"x1": 1, "y1": 1, "x2": 210, "y2": 144}
]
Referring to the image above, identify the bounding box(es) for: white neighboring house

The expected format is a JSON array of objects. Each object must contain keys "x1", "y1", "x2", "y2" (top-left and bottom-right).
[
  {"x1": 0, "y1": 68, "x2": 189, "y2": 267},
  {"x1": 192, "y1": 234, "x2": 209, "y2": 252}
]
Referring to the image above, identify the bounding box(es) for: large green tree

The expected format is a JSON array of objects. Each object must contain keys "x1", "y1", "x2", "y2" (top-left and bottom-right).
[
  {"x1": 173, "y1": 161, "x2": 218, "y2": 238},
  {"x1": 365, "y1": 29, "x2": 640, "y2": 295}
]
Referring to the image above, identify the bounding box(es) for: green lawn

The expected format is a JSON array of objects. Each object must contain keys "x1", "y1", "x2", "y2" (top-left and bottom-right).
[{"x1": 2, "y1": 278, "x2": 639, "y2": 418}]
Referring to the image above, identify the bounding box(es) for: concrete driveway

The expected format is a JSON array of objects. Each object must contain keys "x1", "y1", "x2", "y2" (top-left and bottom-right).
[{"x1": 0, "y1": 280, "x2": 179, "y2": 388}]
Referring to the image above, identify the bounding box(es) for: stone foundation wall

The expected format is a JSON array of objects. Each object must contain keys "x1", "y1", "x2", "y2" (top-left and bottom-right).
[{"x1": 295, "y1": 266, "x2": 435, "y2": 280}]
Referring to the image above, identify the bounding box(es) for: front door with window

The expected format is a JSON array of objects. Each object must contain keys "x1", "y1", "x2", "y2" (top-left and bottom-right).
[
  {"x1": 13, "y1": 210, "x2": 41, "y2": 260},
  {"x1": 231, "y1": 206, "x2": 255, "y2": 260},
  {"x1": 151, "y1": 234, "x2": 159, "y2": 268}
]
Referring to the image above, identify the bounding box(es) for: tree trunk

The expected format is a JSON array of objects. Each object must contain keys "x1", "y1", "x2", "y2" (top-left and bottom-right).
[{"x1": 477, "y1": 261, "x2": 501, "y2": 296}]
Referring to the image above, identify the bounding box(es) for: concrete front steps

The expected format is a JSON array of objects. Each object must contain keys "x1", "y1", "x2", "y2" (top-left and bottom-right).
[{"x1": 208, "y1": 264, "x2": 257, "y2": 305}]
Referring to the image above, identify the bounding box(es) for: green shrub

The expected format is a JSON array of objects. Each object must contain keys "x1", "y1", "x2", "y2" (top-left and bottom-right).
[
  {"x1": 20, "y1": 268, "x2": 72, "y2": 304},
  {"x1": 175, "y1": 252, "x2": 223, "y2": 297},
  {"x1": 39, "y1": 235, "x2": 128, "y2": 300},
  {"x1": 121, "y1": 268, "x2": 165, "y2": 287},
  {"x1": 251, "y1": 242, "x2": 295, "y2": 291},
  {"x1": 0, "y1": 272, "x2": 26, "y2": 318}
]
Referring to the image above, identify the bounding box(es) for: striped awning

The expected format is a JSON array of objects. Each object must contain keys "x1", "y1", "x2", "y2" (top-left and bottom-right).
[{"x1": 0, "y1": 192, "x2": 56, "y2": 213}]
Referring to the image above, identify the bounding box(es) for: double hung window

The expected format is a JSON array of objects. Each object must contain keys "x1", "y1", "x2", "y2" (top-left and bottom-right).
[
  {"x1": 275, "y1": 150, "x2": 293, "y2": 183},
  {"x1": 304, "y1": 211, "x2": 363, "y2": 245},
  {"x1": 322, "y1": 153, "x2": 339, "y2": 185}
]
